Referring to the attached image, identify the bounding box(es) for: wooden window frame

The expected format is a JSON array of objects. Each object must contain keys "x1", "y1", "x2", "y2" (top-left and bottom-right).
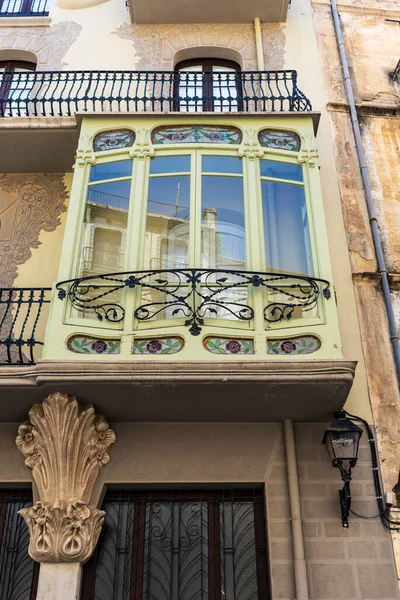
[
  {"x1": 0, "y1": 61, "x2": 36, "y2": 117},
  {"x1": 173, "y1": 58, "x2": 243, "y2": 112}
]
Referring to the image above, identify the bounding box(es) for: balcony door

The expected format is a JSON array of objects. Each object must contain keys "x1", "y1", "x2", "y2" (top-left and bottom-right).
[
  {"x1": 0, "y1": 61, "x2": 36, "y2": 117},
  {"x1": 173, "y1": 59, "x2": 243, "y2": 112}
]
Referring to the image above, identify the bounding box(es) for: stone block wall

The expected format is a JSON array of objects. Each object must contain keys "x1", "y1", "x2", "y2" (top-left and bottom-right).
[{"x1": 296, "y1": 423, "x2": 399, "y2": 599}]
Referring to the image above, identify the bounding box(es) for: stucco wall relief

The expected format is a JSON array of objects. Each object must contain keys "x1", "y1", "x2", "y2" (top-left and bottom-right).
[
  {"x1": 0, "y1": 174, "x2": 67, "y2": 287},
  {"x1": 0, "y1": 21, "x2": 81, "y2": 69},
  {"x1": 114, "y1": 23, "x2": 285, "y2": 71}
]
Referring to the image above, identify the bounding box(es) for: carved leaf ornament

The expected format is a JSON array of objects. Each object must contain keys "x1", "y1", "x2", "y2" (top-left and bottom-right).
[{"x1": 16, "y1": 393, "x2": 115, "y2": 563}]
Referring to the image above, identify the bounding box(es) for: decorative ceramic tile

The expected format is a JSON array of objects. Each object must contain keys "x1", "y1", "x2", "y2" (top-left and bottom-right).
[
  {"x1": 267, "y1": 335, "x2": 320, "y2": 355},
  {"x1": 204, "y1": 337, "x2": 254, "y2": 355},
  {"x1": 133, "y1": 337, "x2": 184, "y2": 355},
  {"x1": 67, "y1": 335, "x2": 120, "y2": 354},
  {"x1": 93, "y1": 130, "x2": 136, "y2": 152},
  {"x1": 152, "y1": 125, "x2": 242, "y2": 145},
  {"x1": 258, "y1": 129, "x2": 301, "y2": 152}
]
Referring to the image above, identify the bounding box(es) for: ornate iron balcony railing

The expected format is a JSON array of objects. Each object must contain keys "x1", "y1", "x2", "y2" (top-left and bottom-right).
[
  {"x1": 0, "y1": 69, "x2": 312, "y2": 117},
  {"x1": 56, "y1": 268, "x2": 330, "y2": 336},
  {"x1": 0, "y1": 287, "x2": 51, "y2": 365},
  {"x1": 0, "y1": 0, "x2": 49, "y2": 16}
]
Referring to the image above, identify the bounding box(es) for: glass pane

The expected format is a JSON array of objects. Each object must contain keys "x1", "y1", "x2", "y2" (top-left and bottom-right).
[
  {"x1": 1, "y1": 71, "x2": 34, "y2": 116},
  {"x1": 87, "y1": 180, "x2": 131, "y2": 211},
  {"x1": 143, "y1": 175, "x2": 190, "y2": 271},
  {"x1": 178, "y1": 66, "x2": 203, "y2": 113},
  {"x1": 212, "y1": 67, "x2": 239, "y2": 112},
  {"x1": 149, "y1": 155, "x2": 190, "y2": 174},
  {"x1": 89, "y1": 160, "x2": 132, "y2": 182},
  {"x1": 261, "y1": 180, "x2": 312, "y2": 275},
  {"x1": 202, "y1": 155, "x2": 242, "y2": 174},
  {"x1": 201, "y1": 176, "x2": 246, "y2": 270},
  {"x1": 78, "y1": 180, "x2": 130, "y2": 278},
  {"x1": 260, "y1": 160, "x2": 303, "y2": 182}
]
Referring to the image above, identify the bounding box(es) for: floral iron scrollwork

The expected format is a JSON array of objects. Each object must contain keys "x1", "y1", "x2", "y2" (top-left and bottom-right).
[
  {"x1": 56, "y1": 269, "x2": 331, "y2": 336},
  {"x1": 16, "y1": 392, "x2": 116, "y2": 563}
]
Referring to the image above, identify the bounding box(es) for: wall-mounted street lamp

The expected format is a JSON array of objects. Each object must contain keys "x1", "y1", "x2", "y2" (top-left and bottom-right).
[{"x1": 322, "y1": 411, "x2": 363, "y2": 528}]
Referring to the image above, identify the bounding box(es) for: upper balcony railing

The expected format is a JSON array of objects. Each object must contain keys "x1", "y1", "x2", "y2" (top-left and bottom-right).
[
  {"x1": 0, "y1": 69, "x2": 312, "y2": 117},
  {"x1": 0, "y1": 0, "x2": 49, "y2": 16}
]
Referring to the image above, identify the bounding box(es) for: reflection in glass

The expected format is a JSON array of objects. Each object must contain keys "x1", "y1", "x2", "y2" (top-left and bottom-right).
[
  {"x1": 89, "y1": 160, "x2": 132, "y2": 182},
  {"x1": 201, "y1": 176, "x2": 246, "y2": 270},
  {"x1": 261, "y1": 181, "x2": 312, "y2": 275},
  {"x1": 260, "y1": 160, "x2": 303, "y2": 182},
  {"x1": 144, "y1": 167, "x2": 191, "y2": 272},
  {"x1": 202, "y1": 155, "x2": 242, "y2": 174},
  {"x1": 149, "y1": 155, "x2": 191, "y2": 174},
  {"x1": 78, "y1": 179, "x2": 130, "y2": 283}
]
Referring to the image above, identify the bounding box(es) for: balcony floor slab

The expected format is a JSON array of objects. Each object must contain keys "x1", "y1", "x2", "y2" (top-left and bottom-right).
[{"x1": 0, "y1": 359, "x2": 356, "y2": 423}]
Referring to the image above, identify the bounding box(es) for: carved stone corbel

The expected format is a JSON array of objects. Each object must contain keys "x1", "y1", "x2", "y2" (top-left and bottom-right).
[
  {"x1": 129, "y1": 128, "x2": 155, "y2": 159},
  {"x1": 297, "y1": 134, "x2": 318, "y2": 168},
  {"x1": 16, "y1": 392, "x2": 115, "y2": 563},
  {"x1": 74, "y1": 135, "x2": 96, "y2": 167},
  {"x1": 238, "y1": 129, "x2": 265, "y2": 160}
]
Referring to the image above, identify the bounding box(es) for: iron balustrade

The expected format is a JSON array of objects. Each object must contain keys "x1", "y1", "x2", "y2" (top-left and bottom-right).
[
  {"x1": 56, "y1": 268, "x2": 331, "y2": 336},
  {"x1": 0, "y1": 287, "x2": 51, "y2": 365},
  {"x1": 0, "y1": 0, "x2": 49, "y2": 16},
  {"x1": 0, "y1": 69, "x2": 312, "y2": 117}
]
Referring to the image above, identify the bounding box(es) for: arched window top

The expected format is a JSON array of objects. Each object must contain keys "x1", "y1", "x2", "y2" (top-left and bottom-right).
[
  {"x1": 93, "y1": 129, "x2": 136, "y2": 152},
  {"x1": 174, "y1": 58, "x2": 242, "y2": 113},
  {"x1": 0, "y1": 60, "x2": 36, "y2": 73},
  {"x1": 152, "y1": 124, "x2": 242, "y2": 145},
  {"x1": 258, "y1": 129, "x2": 301, "y2": 152},
  {"x1": 175, "y1": 58, "x2": 241, "y2": 72}
]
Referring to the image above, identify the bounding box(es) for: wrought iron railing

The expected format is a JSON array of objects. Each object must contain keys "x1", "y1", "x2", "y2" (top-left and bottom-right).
[
  {"x1": 0, "y1": 0, "x2": 49, "y2": 16},
  {"x1": 0, "y1": 69, "x2": 312, "y2": 117},
  {"x1": 0, "y1": 288, "x2": 51, "y2": 365},
  {"x1": 56, "y1": 269, "x2": 331, "y2": 336}
]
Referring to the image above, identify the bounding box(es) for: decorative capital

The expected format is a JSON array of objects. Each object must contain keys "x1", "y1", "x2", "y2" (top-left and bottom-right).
[
  {"x1": 16, "y1": 393, "x2": 115, "y2": 563},
  {"x1": 129, "y1": 128, "x2": 154, "y2": 159},
  {"x1": 297, "y1": 134, "x2": 318, "y2": 167},
  {"x1": 238, "y1": 129, "x2": 264, "y2": 160}
]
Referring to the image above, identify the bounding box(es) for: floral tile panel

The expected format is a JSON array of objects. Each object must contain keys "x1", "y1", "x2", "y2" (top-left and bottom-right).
[
  {"x1": 152, "y1": 125, "x2": 242, "y2": 145},
  {"x1": 133, "y1": 337, "x2": 184, "y2": 355},
  {"x1": 267, "y1": 335, "x2": 320, "y2": 355},
  {"x1": 67, "y1": 335, "x2": 120, "y2": 354},
  {"x1": 258, "y1": 129, "x2": 301, "y2": 152},
  {"x1": 204, "y1": 337, "x2": 254, "y2": 355}
]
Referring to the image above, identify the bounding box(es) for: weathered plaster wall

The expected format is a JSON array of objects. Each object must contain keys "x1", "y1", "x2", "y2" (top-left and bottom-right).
[{"x1": 312, "y1": 0, "x2": 400, "y2": 582}]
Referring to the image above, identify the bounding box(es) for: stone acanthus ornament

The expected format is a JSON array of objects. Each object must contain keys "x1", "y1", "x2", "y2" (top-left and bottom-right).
[
  {"x1": 297, "y1": 135, "x2": 318, "y2": 168},
  {"x1": 238, "y1": 129, "x2": 265, "y2": 160},
  {"x1": 129, "y1": 128, "x2": 155, "y2": 159},
  {"x1": 16, "y1": 393, "x2": 115, "y2": 563},
  {"x1": 74, "y1": 135, "x2": 96, "y2": 167}
]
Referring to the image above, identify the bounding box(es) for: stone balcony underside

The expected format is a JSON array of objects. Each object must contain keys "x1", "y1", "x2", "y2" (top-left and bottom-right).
[
  {"x1": 129, "y1": 0, "x2": 288, "y2": 23},
  {"x1": 0, "y1": 359, "x2": 356, "y2": 423}
]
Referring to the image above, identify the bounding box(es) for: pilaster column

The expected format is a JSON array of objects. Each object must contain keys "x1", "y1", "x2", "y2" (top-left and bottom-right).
[{"x1": 16, "y1": 392, "x2": 116, "y2": 598}]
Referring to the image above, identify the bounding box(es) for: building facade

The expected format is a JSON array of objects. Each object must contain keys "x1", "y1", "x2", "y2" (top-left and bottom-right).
[{"x1": 0, "y1": 0, "x2": 399, "y2": 598}]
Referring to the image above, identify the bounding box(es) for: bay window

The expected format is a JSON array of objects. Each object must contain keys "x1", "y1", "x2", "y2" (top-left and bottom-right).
[{"x1": 50, "y1": 117, "x2": 340, "y2": 360}]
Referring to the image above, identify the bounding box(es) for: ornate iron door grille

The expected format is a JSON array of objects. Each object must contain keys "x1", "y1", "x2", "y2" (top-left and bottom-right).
[
  {"x1": 82, "y1": 489, "x2": 270, "y2": 600},
  {"x1": 0, "y1": 491, "x2": 39, "y2": 600}
]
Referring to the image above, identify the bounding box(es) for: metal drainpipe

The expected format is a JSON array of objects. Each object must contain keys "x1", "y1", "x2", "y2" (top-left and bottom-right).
[
  {"x1": 331, "y1": 0, "x2": 400, "y2": 383},
  {"x1": 254, "y1": 18, "x2": 265, "y2": 71},
  {"x1": 284, "y1": 419, "x2": 310, "y2": 600}
]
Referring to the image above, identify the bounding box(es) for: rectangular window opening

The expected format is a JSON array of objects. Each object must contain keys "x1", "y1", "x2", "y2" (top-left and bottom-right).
[{"x1": 82, "y1": 488, "x2": 270, "y2": 600}]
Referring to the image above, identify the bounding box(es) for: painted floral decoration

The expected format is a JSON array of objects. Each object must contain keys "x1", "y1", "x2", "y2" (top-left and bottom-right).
[
  {"x1": 146, "y1": 340, "x2": 163, "y2": 353},
  {"x1": 91, "y1": 340, "x2": 108, "y2": 353},
  {"x1": 280, "y1": 341, "x2": 296, "y2": 354},
  {"x1": 226, "y1": 340, "x2": 242, "y2": 354}
]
